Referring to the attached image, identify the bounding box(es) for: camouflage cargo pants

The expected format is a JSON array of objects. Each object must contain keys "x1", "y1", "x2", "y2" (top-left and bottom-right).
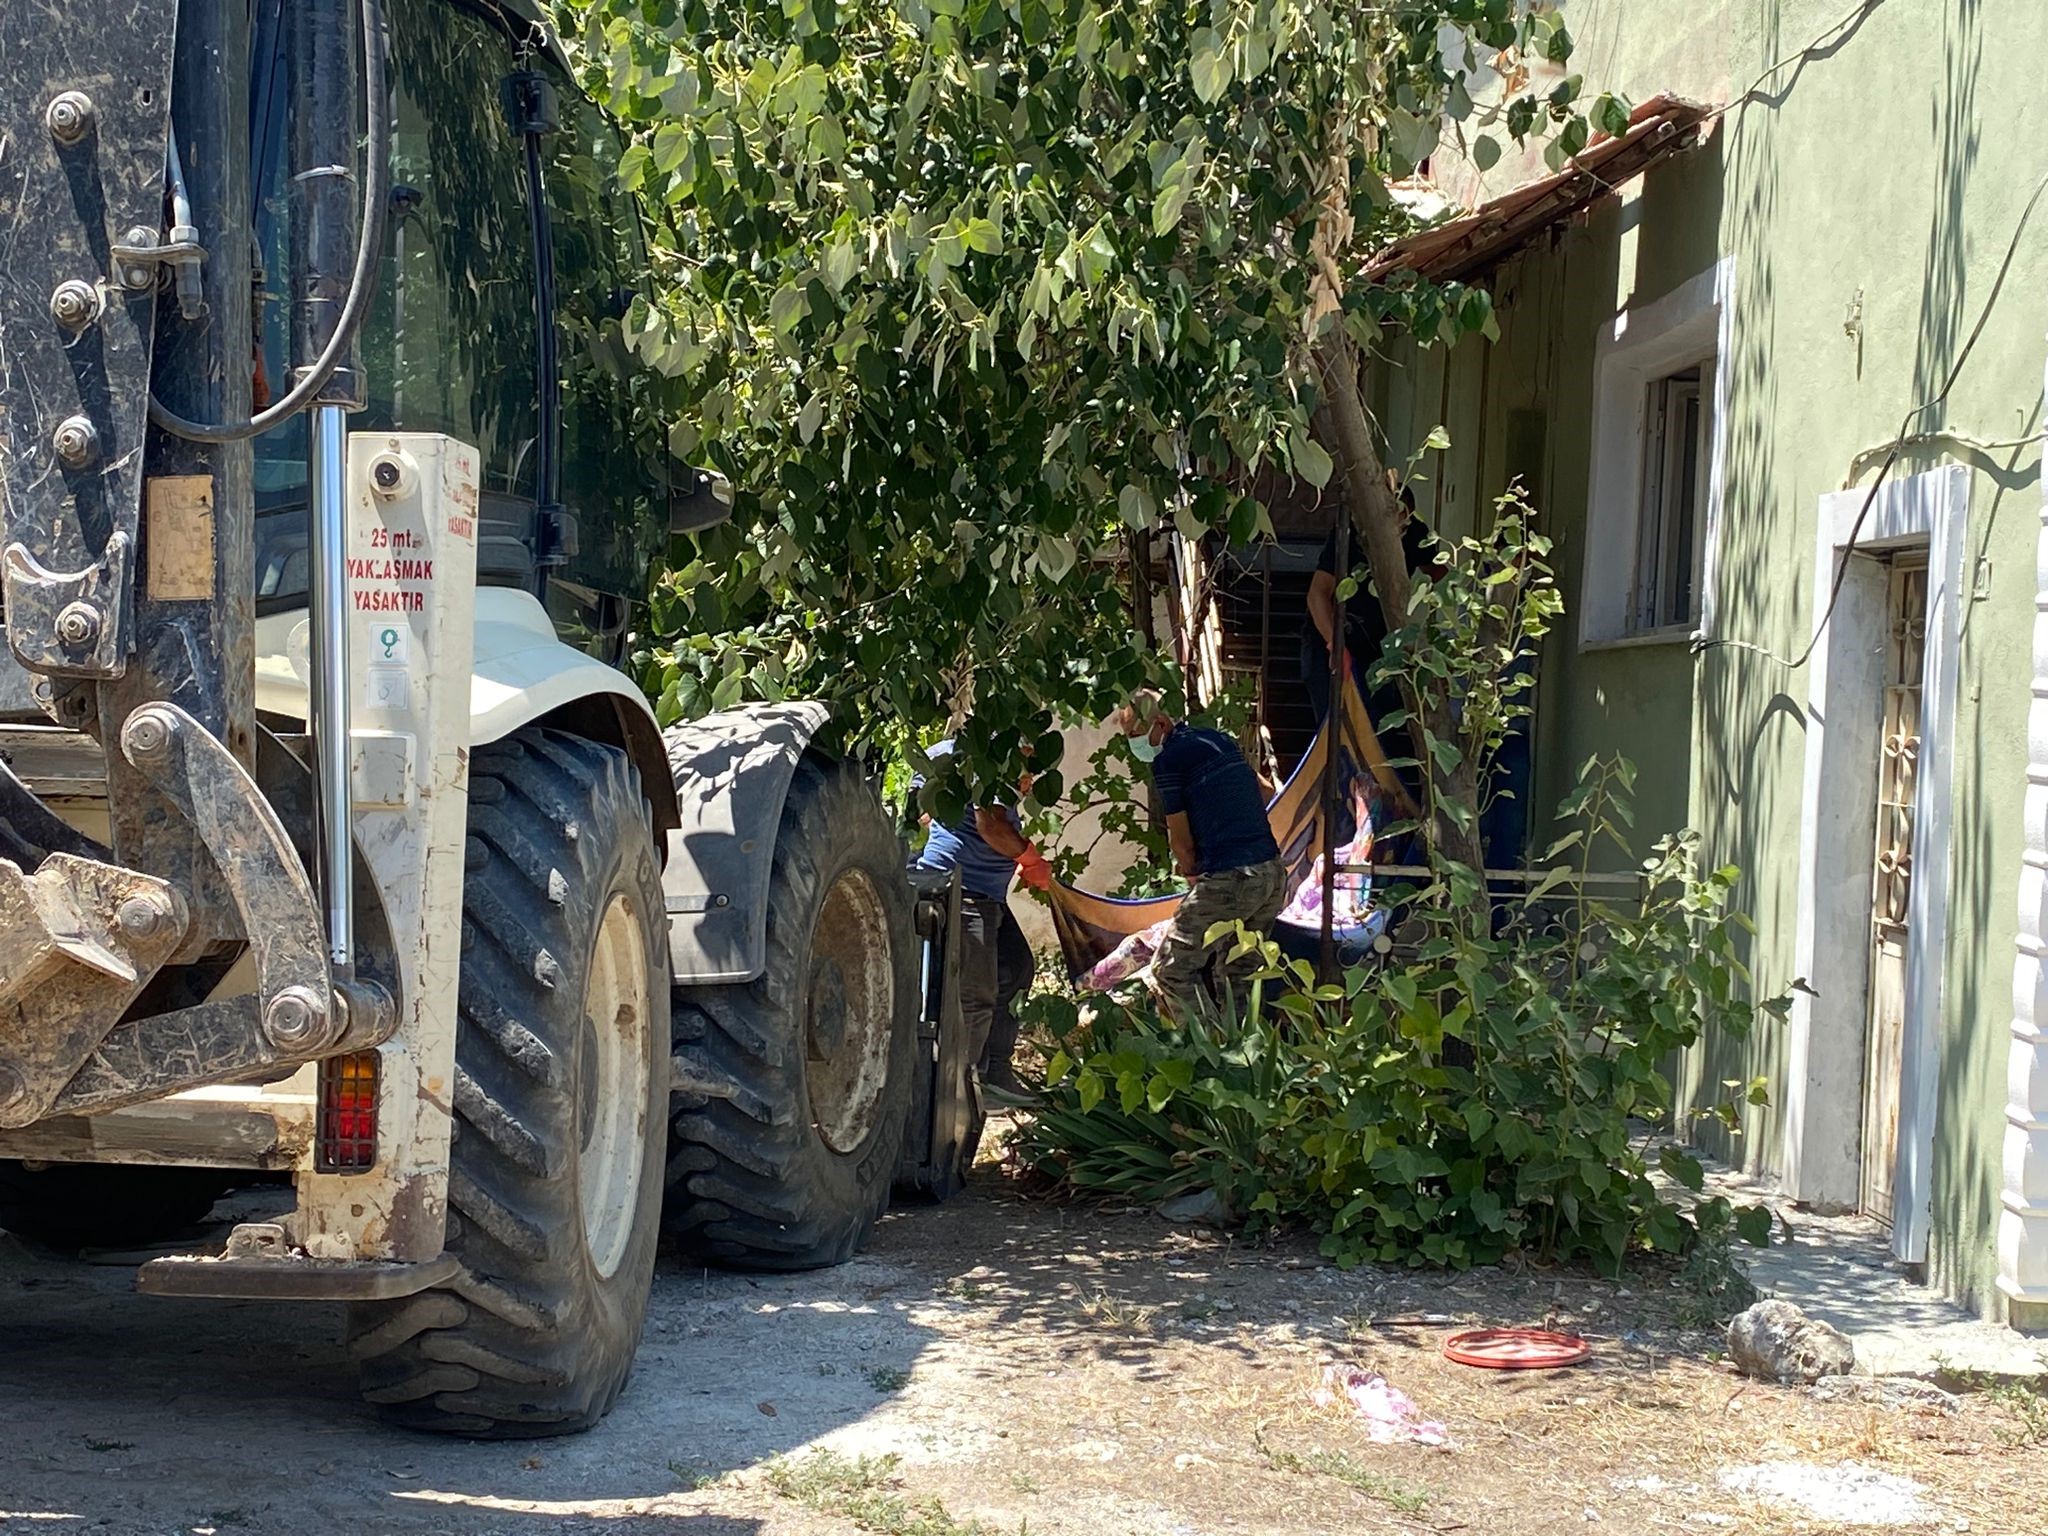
[{"x1": 1151, "y1": 857, "x2": 1289, "y2": 1020}]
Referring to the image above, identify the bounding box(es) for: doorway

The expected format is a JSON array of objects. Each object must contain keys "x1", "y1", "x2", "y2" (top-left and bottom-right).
[
  {"x1": 1861, "y1": 555, "x2": 1928, "y2": 1227},
  {"x1": 1786, "y1": 466, "x2": 1965, "y2": 1262}
]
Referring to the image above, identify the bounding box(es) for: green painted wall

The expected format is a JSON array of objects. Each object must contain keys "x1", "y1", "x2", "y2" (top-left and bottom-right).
[
  {"x1": 1376, "y1": 0, "x2": 2047, "y2": 1315},
  {"x1": 1373, "y1": 188, "x2": 1703, "y2": 873}
]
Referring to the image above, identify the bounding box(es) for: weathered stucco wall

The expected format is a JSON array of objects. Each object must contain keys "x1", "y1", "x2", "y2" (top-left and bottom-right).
[{"x1": 1376, "y1": 0, "x2": 2046, "y2": 1315}]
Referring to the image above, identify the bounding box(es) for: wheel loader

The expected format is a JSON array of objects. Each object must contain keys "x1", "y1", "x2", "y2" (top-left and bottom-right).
[{"x1": 0, "y1": 0, "x2": 979, "y2": 1436}]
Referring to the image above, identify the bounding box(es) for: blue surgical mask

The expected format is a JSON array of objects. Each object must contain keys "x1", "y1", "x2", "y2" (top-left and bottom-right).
[{"x1": 1129, "y1": 733, "x2": 1160, "y2": 764}]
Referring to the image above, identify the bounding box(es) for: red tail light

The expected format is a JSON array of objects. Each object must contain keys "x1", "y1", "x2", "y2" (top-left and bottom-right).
[{"x1": 316, "y1": 1051, "x2": 380, "y2": 1173}]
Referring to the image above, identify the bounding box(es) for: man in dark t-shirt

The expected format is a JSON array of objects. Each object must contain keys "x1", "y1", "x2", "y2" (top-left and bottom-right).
[{"x1": 1111, "y1": 692, "x2": 1287, "y2": 1019}]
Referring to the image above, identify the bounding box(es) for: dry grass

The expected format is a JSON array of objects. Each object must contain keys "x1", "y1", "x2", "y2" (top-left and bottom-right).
[
  {"x1": 835, "y1": 1184, "x2": 2048, "y2": 1536},
  {"x1": 1254, "y1": 1427, "x2": 1434, "y2": 1514},
  {"x1": 1075, "y1": 1286, "x2": 1159, "y2": 1334}
]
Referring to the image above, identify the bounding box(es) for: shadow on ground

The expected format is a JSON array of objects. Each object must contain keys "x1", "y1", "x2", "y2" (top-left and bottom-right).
[
  {"x1": 6, "y1": 1153, "x2": 2044, "y2": 1536},
  {"x1": 0, "y1": 1189, "x2": 915, "y2": 1535},
  {"x1": 0, "y1": 1156, "x2": 1606, "y2": 1535}
]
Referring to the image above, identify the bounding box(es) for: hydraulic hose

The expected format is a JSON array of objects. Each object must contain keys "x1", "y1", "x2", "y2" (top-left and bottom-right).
[{"x1": 149, "y1": 0, "x2": 391, "y2": 443}]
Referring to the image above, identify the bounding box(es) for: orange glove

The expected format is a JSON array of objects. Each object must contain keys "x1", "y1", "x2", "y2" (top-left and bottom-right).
[{"x1": 1017, "y1": 848, "x2": 1054, "y2": 892}]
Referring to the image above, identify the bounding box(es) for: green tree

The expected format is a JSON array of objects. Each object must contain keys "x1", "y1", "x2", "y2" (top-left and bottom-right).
[{"x1": 554, "y1": 0, "x2": 1616, "y2": 834}]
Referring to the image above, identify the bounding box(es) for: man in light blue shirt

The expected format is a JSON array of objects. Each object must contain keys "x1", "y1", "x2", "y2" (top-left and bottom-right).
[{"x1": 911, "y1": 741, "x2": 1051, "y2": 1103}]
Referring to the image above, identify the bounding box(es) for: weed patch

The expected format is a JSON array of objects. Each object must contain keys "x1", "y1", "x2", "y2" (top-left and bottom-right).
[
  {"x1": 1987, "y1": 1381, "x2": 2048, "y2": 1446},
  {"x1": 669, "y1": 1459, "x2": 729, "y2": 1490},
  {"x1": 1258, "y1": 1434, "x2": 1431, "y2": 1513},
  {"x1": 1942, "y1": 1370, "x2": 2048, "y2": 1447},
  {"x1": 1672, "y1": 1205, "x2": 1762, "y2": 1328},
  {"x1": 764, "y1": 1450, "x2": 1002, "y2": 1536}
]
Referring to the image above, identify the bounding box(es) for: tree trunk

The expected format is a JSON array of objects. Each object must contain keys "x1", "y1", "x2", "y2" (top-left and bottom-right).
[{"x1": 1312, "y1": 332, "x2": 1483, "y2": 871}]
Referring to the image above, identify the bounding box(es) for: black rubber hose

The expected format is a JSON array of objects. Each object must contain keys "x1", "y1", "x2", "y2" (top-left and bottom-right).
[{"x1": 149, "y1": 0, "x2": 390, "y2": 443}]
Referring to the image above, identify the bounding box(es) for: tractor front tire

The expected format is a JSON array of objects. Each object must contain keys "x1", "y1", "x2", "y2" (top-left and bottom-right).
[
  {"x1": 665, "y1": 756, "x2": 915, "y2": 1269},
  {"x1": 348, "y1": 731, "x2": 667, "y2": 1437}
]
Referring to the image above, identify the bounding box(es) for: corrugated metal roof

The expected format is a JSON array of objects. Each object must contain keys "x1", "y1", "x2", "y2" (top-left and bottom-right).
[{"x1": 1363, "y1": 95, "x2": 1713, "y2": 286}]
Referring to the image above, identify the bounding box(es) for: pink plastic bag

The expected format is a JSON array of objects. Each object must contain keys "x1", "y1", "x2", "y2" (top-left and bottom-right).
[{"x1": 1309, "y1": 1364, "x2": 1451, "y2": 1446}]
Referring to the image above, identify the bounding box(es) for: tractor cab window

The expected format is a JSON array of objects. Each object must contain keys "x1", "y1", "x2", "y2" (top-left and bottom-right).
[
  {"x1": 252, "y1": 0, "x2": 540, "y2": 604},
  {"x1": 544, "y1": 87, "x2": 665, "y2": 639},
  {"x1": 251, "y1": 0, "x2": 668, "y2": 635}
]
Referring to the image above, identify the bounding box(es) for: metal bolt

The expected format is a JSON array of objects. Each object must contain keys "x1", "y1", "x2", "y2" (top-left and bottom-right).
[
  {"x1": 117, "y1": 227, "x2": 157, "y2": 292},
  {"x1": 263, "y1": 986, "x2": 327, "y2": 1050},
  {"x1": 0, "y1": 1065, "x2": 25, "y2": 1114},
  {"x1": 51, "y1": 415, "x2": 97, "y2": 468},
  {"x1": 116, "y1": 893, "x2": 170, "y2": 941},
  {"x1": 124, "y1": 709, "x2": 172, "y2": 758},
  {"x1": 373, "y1": 459, "x2": 401, "y2": 490},
  {"x1": 45, "y1": 90, "x2": 95, "y2": 146},
  {"x1": 54, "y1": 601, "x2": 100, "y2": 649},
  {"x1": 50, "y1": 279, "x2": 100, "y2": 332}
]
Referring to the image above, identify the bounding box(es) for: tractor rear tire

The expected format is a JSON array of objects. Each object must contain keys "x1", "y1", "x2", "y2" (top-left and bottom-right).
[
  {"x1": 665, "y1": 756, "x2": 915, "y2": 1269},
  {"x1": 348, "y1": 731, "x2": 667, "y2": 1438},
  {"x1": 0, "y1": 1161, "x2": 229, "y2": 1250}
]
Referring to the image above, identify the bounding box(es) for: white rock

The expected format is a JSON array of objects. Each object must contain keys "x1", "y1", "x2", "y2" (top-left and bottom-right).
[{"x1": 1726, "y1": 1300, "x2": 1856, "y2": 1385}]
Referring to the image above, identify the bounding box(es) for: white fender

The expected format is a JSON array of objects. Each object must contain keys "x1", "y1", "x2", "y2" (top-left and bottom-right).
[{"x1": 254, "y1": 585, "x2": 676, "y2": 834}]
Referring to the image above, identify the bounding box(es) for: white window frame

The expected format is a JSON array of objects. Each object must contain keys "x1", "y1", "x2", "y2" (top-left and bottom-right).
[
  {"x1": 1632, "y1": 367, "x2": 1711, "y2": 632},
  {"x1": 1580, "y1": 256, "x2": 1734, "y2": 650}
]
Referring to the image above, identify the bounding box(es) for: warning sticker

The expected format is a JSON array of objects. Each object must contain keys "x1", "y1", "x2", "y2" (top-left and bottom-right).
[{"x1": 352, "y1": 525, "x2": 432, "y2": 614}]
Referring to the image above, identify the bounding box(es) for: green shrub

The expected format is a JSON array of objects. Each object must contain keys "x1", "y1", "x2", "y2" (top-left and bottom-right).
[{"x1": 1017, "y1": 757, "x2": 1783, "y2": 1274}]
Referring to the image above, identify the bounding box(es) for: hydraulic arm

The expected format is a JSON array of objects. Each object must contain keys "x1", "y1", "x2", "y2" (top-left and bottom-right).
[{"x1": 0, "y1": 1, "x2": 394, "y2": 1128}]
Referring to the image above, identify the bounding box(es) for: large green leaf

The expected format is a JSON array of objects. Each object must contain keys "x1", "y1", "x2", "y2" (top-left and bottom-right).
[{"x1": 1189, "y1": 27, "x2": 1230, "y2": 103}]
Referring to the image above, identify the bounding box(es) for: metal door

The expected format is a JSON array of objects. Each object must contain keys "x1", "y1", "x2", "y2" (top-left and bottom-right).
[{"x1": 1862, "y1": 556, "x2": 1927, "y2": 1227}]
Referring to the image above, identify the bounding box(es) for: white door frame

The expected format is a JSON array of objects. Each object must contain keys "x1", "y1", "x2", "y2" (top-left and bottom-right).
[{"x1": 1784, "y1": 464, "x2": 1967, "y2": 1264}]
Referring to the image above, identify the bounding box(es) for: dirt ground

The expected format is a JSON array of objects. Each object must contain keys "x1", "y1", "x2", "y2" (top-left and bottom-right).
[{"x1": 2, "y1": 1128, "x2": 2042, "y2": 1536}]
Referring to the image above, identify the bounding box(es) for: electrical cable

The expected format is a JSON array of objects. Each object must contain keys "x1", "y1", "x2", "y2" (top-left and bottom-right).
[
  {"x1": 1703, "y1": 0, "x2": 1890, "y2": 129},
  {"x1": 148, "y1": 0, "x2": 391, "y2": 443},
  {"x1": 1845, "y1": 428, "x2": 2042, "y2": 484},
  {"x1": 1695, "y1": 166, "x2": 2048, "y2": 671},
  {"x1": 1452, "y1": 1, "x2": 1889, "y2": 198}
]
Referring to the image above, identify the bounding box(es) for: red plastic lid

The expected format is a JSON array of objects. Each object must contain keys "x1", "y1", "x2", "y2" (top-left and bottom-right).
[{"x1": 1442, "y1": 1327, "x2": 1591, "y2": 1369}]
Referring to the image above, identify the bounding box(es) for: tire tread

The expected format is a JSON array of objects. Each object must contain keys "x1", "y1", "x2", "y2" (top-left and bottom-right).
[
  {"x1": 663, "y1": 755, "x2": 916, "y2": 1270},
  {"x1": 348, "y1": 730, "x2": 665, "y2": 1437}
]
